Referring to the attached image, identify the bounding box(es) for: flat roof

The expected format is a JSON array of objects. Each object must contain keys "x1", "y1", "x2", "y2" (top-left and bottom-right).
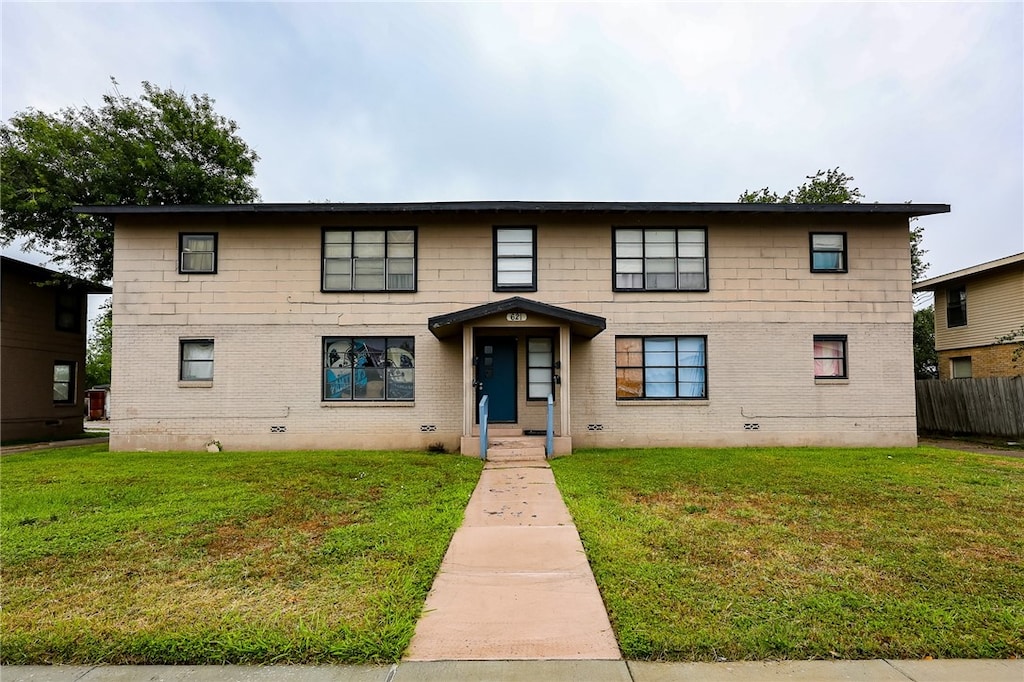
[
  {"x1": 75, "y1": 200, "x2": 951, "y2": 218},
  {"x1": 913, "y1": 252, "x2": 1024, "y2": 291}
]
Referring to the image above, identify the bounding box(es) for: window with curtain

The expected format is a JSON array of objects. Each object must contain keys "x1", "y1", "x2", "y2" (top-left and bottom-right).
[
  {"x1": 527, "y1": 337, "x2": 553, "y2": 399},
  {"x1": 322, "y1": 228, "x2": 416, "y2": 291},
  {"x1": 180, "y1": 340, "x2": 214, "y2": 381},
  {"x1": 809, "y1": 233, "x2": 847, "y2": 273},
  {"x1": 946, "y1": 285, "x2": 967, "y2": 327},
  {"x1": 813, "y1": 335, "x2": 847, "y2": 378},
  {"x1": 613, "y1": 227, "x2": 708, "y2": 291},
  {"x1": 494, "y1": 227, "x2": 537, "y2": 291},
  {"x1": 615, "y1": 336, "x2": 707, "y2": 399},
  {"x1": 951, "y1": 356, "x2": 972, "y2": 378},
  {"x1": 323, "y1": 337, "x2": 415, "y2": 401},
  {"x1": 179, "y1": 233, "x2": 218, "y2": 273},
  {"x1": 53, "y1": 361, "x2": 75, "y2": 403}
]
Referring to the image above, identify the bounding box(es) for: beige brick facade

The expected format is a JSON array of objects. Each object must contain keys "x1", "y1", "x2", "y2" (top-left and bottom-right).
[{"x1": 104, "y1": 204, "x2": 937, "y2": 452}]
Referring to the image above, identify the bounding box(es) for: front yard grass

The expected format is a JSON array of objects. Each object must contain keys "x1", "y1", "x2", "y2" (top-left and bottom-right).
[
  {"x1": 551, "y1": 446, "x2": 1024, "y2": 661},
  {"x1": 0, "y1": 444, "x2": 481, "y2": 665}
]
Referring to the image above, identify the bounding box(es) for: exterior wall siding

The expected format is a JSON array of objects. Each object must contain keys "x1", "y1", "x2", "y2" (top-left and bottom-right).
[
  {"x1": 110, "y1": 212, "x2": 917, "y2": 451},
  {"x1": 933, "y1": 267, "x2": 1024, "y2": 352}
]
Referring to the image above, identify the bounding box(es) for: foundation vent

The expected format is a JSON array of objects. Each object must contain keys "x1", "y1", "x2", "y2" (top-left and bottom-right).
[
  {"x1": 270, "y1": 425, "x2": 287, "y2": 433},
  {"x1": 420, "y1": 424, "x2": 437, "y2": 432},
  {"x1": 743, "y1": 423, "x2": 760, "y2": 430},
  {"x1": 587, "y1": 424, "x2": 604, "y2": 431}
]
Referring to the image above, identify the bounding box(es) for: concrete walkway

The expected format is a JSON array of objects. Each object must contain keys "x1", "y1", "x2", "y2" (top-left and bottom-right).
[
  {"x1": 5, "y1": 659, "x2": 1022, "y2": 681},
  {"x1": 404, "y1": 459, "x2": 621, "y2": 660}
]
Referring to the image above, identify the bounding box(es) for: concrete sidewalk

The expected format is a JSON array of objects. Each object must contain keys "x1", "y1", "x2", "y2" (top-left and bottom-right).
[
  {"x1": 404, "y1": 460, "x2": 620, "y2": 660},
  {"x1": 4, "y1": 659, "x2": 1022, "y2": 681}
]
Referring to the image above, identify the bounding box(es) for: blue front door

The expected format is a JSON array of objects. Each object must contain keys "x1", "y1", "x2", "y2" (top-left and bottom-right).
[{"x1": 477, "y1": 337, "x2": 517, "y2": 423}]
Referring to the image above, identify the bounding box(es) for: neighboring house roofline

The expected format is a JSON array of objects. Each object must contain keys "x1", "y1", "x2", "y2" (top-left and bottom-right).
[
  {"x1": 1, "y1": 256, "x2": 112, "y2": 294},
  {"x1": 74, "y1": 200, "x2": 950, "y2": 219},
  {"x1": 913, "y1": 251, "x2": 1024, "y2": 292}
]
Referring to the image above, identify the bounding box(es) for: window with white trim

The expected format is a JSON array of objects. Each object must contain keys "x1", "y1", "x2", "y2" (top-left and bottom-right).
[
  {"x1": 323, "y1": 337, "x2": 415, "y2": 401},
  {"x1": 180, "y1": 340, "x2": 214, "y2": 381},
  {"x1": 494, "y1": 227, "x2": 536, "y2": 291},
  {"x1": 810, "y1": 233, "x2": 847, "y2": 273},
  {"x1": 179, "y1": 233, "x2": 218, "y2": 274},
  {"x1": 527, "y1": 337, "x2": 554, "y2": 399},
  {"x1": 813, "y1": 335, "x2": 847, "y2": 379},
  {"x1": 950, "y1": 356, "x2": 972, "y2": 379},
  {"x1": 322, "y1": 229, "x2": 416, "y2": 291},
  {"x1": 615, "y1": 336, "x2": 707, "y2": 399},
  {"x1": 613, "y1": 227, "x2": 708, "y2": 291}
]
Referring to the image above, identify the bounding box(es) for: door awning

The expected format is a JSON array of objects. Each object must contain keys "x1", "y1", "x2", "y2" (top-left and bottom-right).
[{"x1": 428, "y1": 297, "x2": 606, "y2": 340}]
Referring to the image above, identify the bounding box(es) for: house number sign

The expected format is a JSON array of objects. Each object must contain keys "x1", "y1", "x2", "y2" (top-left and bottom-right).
[{"x1": 506, "y1": 312, "x2": 528, "y2": 322}]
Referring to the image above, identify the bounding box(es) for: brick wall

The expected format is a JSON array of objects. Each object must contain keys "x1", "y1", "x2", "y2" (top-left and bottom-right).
[{"x1": 938, "y1": 344, "x2": 1021, "y2": 380}]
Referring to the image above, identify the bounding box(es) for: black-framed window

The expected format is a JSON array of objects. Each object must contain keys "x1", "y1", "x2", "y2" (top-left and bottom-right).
[
  {"x1": 179, "y1": 233, "x2": 218, "y2": 274},
  {"x1": 55, "y1": 289, "x2": 82, "y2": 332},
  {"x1": 322, "y1": 228, "x2": 416, "y2": 292},
  {"x1": 946, "y1": 285, "x2": 967, "y2": 327},
  {"x1": 810, "y1": 233, "x2": 847, "y2": 273},
  {"x1": 615, "y1": 336, "x2": 707, "y2": 399},
  {"x1": 527, "y1": 337, "x2": 554, "y2": 400},
  {"x1": 53, "y1": 361, "x2": 75, "y2": 403},
  {"x1": 494, "y1": 226, "x2": 537, "y2": 291},
  {"x1": 180, "y1": 340, "x2": 214, "y2": 381},
  {"x1": 813, "y1": 335, "x2": 848, "y2": 379},
  {"x1": 323, "y1": 337, "x2": 415, "y2": 401},
  {"x1": 613, "y1": 227, "x2": 708, "y2": 291}
]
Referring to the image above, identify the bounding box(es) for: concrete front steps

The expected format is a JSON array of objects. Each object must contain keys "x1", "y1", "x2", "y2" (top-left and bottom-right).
[{"x1": 485, "y1": 427, "x2": 547, "y2": 462}]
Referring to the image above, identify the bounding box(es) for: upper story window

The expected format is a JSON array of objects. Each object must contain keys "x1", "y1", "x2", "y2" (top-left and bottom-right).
[
  {"x1": 809, "y1": 233, "x2": 847, "y2": 273},
  {"x1": 613, "y1": 227, "x2": 708, "y2": 292},
  {"x1": 615, "y1": 335, "x2": 707, "y2": 399},
  {"x1": 53, "y1": 361, "x2": 75, "y2": 404},
  {"x1": 179, "y1": 233, "x2": 218, "y2": 274},
  {"x1": 946, "y1": 285, "x2": 967, "y2": 327},
  {"x1": 494, "y1": 227, "x2": 537, "y2": 291},
  {"x1": 813, "y1": 335, "x2": 848, "y2": 379},
  {"x1": 55, "y1": 289, "x2": 82, "y2": 332},
  {"x1": 180, "y1": 340, "x2": 214, "y2": 381},
  {"x1": 323, "y1": 228, "x2": 416, "y2": 292}
]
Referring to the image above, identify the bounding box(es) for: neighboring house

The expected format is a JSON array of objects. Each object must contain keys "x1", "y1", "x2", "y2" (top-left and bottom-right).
[
  {"x1": 913, "y1": 252, "x2": 1024, "y2": 380},
  {"x1": 1, "y1": 257, "x2": 111, "y2": 442},
  {"x1": 80, "y1": 201, "x2": 948, "y2": 453}
]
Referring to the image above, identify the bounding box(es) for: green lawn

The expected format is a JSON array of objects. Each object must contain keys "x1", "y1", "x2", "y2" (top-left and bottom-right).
[
  {"x1": 551, "y1": 446, "x2": 1024, "y2": 661},
  {"x1": 0, "y1": 445, "x2": 481, "y2": 665}
]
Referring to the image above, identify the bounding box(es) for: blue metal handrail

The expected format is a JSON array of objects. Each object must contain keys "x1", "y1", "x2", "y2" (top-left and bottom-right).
[
  {"x1": 479, "y1": 395, "x2": 489, "y2": 461},
  {"x1": 546, "y1": 393, "x2": 554, "y2": 458}
]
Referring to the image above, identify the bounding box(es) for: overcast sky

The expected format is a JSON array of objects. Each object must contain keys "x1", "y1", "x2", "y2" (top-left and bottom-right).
[{"x1": 3, "y1": 2, "x2": 1022, "y2": 286}]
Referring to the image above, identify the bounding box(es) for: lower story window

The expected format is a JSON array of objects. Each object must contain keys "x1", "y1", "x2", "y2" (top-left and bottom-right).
[
  {"x1": 181, "y1": 340, "x2": 214, "y2": 381},
  {"x1": 950, "y1": 356, "x2": 972, "y2": 379},
  {"x1": 527, "y1": 337, "x2": 554, "y2": 400},
  {"x1": 53, "y1": 361, "x2": 75, "y2": 403},
  {"x1": 323, "y1": 337, "x2": 415, "y2": 401},
  {"x1": 615, "y1": 336, "x2": 707, "y2": 399},
  {"x1": 813, "y1": 335, "x2": 847, "y2": 378}
]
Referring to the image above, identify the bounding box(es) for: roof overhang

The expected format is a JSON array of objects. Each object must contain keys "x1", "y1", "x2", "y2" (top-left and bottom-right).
[
  {"x1": 75, "y1": 200, "x2": 951, "y2": 219},
  {"x1": 913, "y1": 252, "x2": 1024, "y2": 291},
  {"x1": 1, "y1": 256, "x2": 112, "y2": 293},
  {"x1": 428, "y1": 297, "x2": 606, "y2": 340}
]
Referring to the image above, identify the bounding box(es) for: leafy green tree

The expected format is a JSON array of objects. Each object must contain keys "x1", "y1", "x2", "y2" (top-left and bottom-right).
[
  {"x1": 995, "y1": 325, "x2": 1024, "y2": 375},
  {"x1": 85, "y1": 301, "x2": 112, "y2": 388},
  {"x1": 1, "y1": 79, "x2": 260, "y2": 282},
  {"x1": 913, "y1": 306, "x2": 938, "y2": 379}
]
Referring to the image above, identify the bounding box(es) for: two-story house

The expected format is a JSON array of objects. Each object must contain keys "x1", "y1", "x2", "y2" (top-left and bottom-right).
[
  {"x1": 913, "y1": 252, "x2": 1024, "y2": 380},
  {"x1": 81, "y1": 201, "x2": 948, "y2": 454},
  {"x1": 1, "y1": 256, "x2": 112, "y2": 442}
]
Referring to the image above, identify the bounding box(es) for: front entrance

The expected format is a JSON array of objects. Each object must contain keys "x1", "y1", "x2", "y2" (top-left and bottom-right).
[{"x1": 476, "y1": 336, "x2": 517, "y2": 423}]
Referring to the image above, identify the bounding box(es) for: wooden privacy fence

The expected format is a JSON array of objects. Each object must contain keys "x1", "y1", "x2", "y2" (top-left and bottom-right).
[{"x1": 916, "y1": 377, "x2": 1024, "y2": 439}]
